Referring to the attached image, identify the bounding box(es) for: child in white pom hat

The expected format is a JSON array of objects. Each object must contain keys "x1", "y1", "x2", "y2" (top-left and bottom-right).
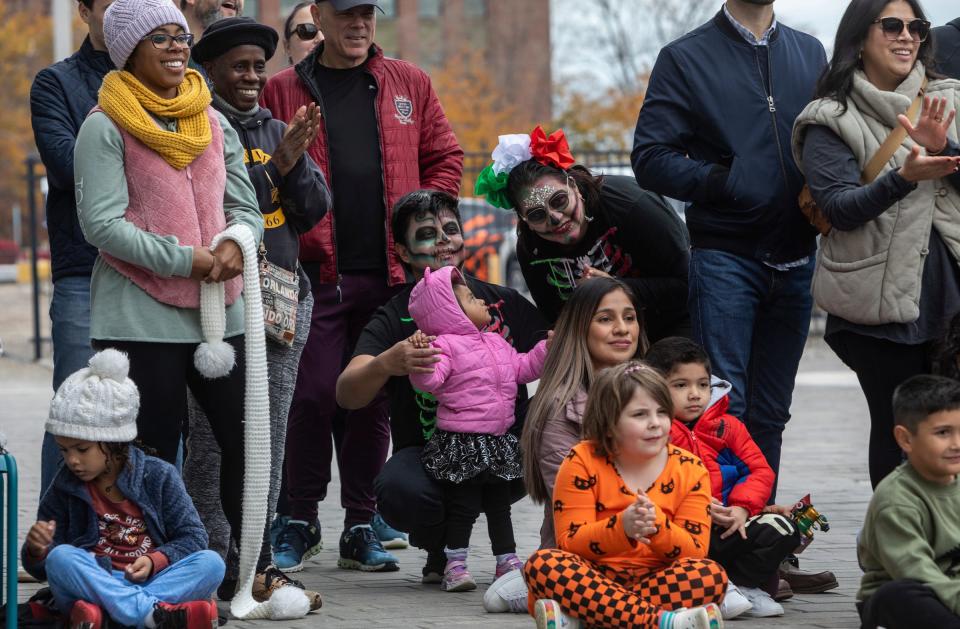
[{"x1": 21, "y1": 349, "x2": 226, "y2": 629}]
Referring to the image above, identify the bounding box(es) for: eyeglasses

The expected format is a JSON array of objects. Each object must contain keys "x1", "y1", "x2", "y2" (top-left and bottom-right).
[
  {"x1": 873, "y1": 17, "x2": 931, "y2": 42},
  {"x1": 288, "y1": 23, "x2": 319, "y2": 41},
  {"x1": 141, "y1": 33, "x2": 195, "y2": 49},
  {"x1": 520, "y1": 179, "x2": 575, "y2": 225}
]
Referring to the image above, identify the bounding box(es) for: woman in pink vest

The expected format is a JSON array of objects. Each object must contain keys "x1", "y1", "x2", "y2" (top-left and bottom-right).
[{"x1": 72, "y1": 0, "x2": 262, "y2": 589}]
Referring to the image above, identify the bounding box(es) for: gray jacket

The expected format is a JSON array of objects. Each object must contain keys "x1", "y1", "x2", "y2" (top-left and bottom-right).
[
  {"x1": 535, "y1": 387, "x2": 587, "y2": 549},
  {"x1": 793, "y1": 65, "x2": 960, "y2": 325}
]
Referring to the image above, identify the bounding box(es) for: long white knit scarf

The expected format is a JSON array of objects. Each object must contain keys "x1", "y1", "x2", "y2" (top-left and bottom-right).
[{"x1": 194, "y1": 223, "x2": 309, "y2": 620}]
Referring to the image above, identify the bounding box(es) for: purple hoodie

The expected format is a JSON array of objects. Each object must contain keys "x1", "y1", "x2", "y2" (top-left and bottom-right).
[{"x1": 408, "y1": 266, "x2": 548, "y2": 435}]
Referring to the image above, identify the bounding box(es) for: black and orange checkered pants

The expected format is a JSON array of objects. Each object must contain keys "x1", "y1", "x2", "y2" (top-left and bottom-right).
[{"x1": 524, "y1": 549, "x2": 728, "y2": 628}]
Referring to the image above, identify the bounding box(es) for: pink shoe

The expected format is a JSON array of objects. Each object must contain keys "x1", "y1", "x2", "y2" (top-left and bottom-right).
[
  {"x1": 441, "y1": 560, "x2": 477, "y2": 592},
  {"x1": 495, "y1": 553, "x2": 524, "y2": 579}
]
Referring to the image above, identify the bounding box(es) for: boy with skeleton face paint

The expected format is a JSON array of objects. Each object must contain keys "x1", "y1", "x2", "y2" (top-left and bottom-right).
[
  {"x1": 337, "y1": 190, "x2": 549, "y2": 612},
  {"x1": 394, "y1": 192, "x2": 467, "y2": 272}
]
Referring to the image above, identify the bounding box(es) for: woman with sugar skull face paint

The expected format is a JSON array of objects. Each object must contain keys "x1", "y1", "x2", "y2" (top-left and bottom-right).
[{"x1": 476, "y1": 127, "x2": 692, "y2": 343}]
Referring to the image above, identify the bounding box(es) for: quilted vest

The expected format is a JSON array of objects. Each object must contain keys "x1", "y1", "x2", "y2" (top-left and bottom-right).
[
  {"x1": 793, "y1": 65, "x2": 960, "y2": 325},
  {"x1": 98, "y1": 107, "x2": 240, "y2": 309}
]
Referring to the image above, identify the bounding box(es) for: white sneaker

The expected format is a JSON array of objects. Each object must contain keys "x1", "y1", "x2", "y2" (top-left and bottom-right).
[
  {"x1": 720, "y1": 582, "x2": 752, "y2": 619},
  {"x1": 740, "y1": 586, "x2": 784, "y2": 617},
  {"x1": 482, "y1": 569, "x2": 528, "y2": 613},
  {"x1": 659, "y1": 603, "x2": 724, "y2": 628},
  {"x1": 533, "y1": 599, "x2": 581, "y2": 628}
]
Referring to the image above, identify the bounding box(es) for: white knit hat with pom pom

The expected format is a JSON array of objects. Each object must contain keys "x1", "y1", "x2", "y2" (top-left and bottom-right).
[{"x1": 46, "y1": 349, "x2": 140, "y2": 442}]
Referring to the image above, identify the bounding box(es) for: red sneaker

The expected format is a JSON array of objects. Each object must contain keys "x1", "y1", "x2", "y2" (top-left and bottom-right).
[
  {"x1": 69, "y1": 600, "x2": 103, "y2": 629},
  {"x1": 153, "y1": 598, "x2": 218, "y2": 629}
]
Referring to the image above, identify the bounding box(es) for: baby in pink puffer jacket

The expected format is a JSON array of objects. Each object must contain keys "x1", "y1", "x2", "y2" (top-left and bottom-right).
[{"x1": 408, "y1": 264, "x2": 548, "y2": 593}]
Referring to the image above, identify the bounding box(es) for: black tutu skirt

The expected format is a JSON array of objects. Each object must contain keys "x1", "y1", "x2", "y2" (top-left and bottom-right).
[{"x1": 421, "y1": 429, "x2": 523, "y2": 483}]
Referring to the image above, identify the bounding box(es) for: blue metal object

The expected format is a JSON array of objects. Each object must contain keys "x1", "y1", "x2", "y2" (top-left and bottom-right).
[{"x1": 0, "y1": 450, "x2": 17, "y2": 629}]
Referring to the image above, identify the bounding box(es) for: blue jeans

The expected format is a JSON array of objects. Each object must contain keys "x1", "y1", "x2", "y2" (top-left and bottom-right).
[
  {"x1": 45, "y1": 546, "x2": 224, "y2": 628},
  {"x1": 44, "y1": 276, "x2": 95, "y2": 493},
  {"x1": 688, "y1": 248, "x2": 813, "y2": 498}
]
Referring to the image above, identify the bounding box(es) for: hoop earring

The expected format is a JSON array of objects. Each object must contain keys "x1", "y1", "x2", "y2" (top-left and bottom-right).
[{"x1": 581, "y1": 194, "x2": 594, "y2": 222}]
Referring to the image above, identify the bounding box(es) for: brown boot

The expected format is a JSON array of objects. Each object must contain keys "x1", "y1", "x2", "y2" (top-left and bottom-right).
[
  {"x1": 778, "y1": 558, "x2": 839, "y2": 594},
  {"x1": 252, "y1": 566, "x2": 323, "y2": 611},
  {"x1": 774, "y1": 578, "x2": 794, "y2": 601}
]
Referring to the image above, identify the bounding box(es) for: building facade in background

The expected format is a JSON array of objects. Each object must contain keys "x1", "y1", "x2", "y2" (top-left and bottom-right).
[{"x1": 251, "y1": 0, "x2": 551, "y2": 122}]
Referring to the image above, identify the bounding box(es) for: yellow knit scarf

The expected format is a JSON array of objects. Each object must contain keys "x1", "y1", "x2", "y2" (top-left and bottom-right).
[{"x1": 99, "y1": 69, "x2": 213, "y2": 170}]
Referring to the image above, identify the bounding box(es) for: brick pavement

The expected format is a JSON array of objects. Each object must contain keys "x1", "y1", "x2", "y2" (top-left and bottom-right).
[{"x1": 1, "y1": 282, "x2": 870, "y2": 627}]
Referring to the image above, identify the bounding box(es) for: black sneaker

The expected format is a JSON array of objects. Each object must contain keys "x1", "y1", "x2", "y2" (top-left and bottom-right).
[
  {"x1": 272, "y1": 518, "x2": 323, "y2": 573},
  {"x1": 336, "y1": 524, "x2": 399, "y2": 572}
]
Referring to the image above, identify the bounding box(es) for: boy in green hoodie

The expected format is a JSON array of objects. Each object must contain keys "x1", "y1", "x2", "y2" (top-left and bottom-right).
[{"x1": 857, "y1": 374, "x2": 960, "y2": 629}]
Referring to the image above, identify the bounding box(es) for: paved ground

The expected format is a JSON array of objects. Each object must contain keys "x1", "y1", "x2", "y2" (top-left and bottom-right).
[{"x1": 0, "y1": 282, "x2": 870, "y2": 628}]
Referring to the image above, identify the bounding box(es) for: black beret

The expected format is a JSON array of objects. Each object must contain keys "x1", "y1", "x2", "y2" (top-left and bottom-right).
[{"x1": 191, "y1": 17, "x2": 279, "y2": 64}]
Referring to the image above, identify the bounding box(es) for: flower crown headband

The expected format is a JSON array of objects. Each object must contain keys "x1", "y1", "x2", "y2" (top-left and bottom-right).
[{"x1": 474, "y1": 125, "x2": 575, "y2": 210}]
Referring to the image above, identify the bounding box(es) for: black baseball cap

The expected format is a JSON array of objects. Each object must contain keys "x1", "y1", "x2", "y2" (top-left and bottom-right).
[{"x1": 320, "y1": 0, "x2": 384, "y2": 12}]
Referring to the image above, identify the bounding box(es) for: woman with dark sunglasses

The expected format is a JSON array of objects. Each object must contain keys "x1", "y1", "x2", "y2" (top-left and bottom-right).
[
  {"x1": 283, "y1": 1, "x2": 323, "y2": 66},
  {"x1": 475, "y1": 127, "x2": 691, "y2": 343},
  {"x1": 792, "y1": 0, "x2": 960, "y2": 490}
]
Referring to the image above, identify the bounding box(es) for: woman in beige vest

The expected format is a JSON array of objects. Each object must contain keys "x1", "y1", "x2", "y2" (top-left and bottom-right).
[{"x1": 792, "y1": 0, "x2": 960, "y2": 488}]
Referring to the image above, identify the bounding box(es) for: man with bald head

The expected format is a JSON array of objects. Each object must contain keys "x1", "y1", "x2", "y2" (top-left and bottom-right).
[{"x1": 180, "y1": 0, "x2": 243, "y2": 36}]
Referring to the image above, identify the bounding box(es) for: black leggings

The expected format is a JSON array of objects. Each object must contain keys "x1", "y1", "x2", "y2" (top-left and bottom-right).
[
  {"x1": 375, "y1": 447, "x2": 526, "y2": 554},
  {"x1": 444, "y1": 476, "x2": 516, "y2": 556},
  {"x1": 93, "y1": 337, "x2": 246, "y2": 551},
  {"x1": 859, "y1": 580, "x2": 960, "y2": 629},
  {"x1": 826, "y1": 331, "x2": 931, "y2": 488}
]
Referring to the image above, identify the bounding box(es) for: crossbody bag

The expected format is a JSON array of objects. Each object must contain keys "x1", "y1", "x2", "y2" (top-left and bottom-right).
[{"x1": 798, "y1": 78, "x2": 927, "y2": 236}]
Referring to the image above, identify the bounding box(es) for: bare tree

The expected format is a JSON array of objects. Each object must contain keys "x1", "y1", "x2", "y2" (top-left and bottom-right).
[{"x1": 555, "y1": 0, "x2": 716, "y2": 95}]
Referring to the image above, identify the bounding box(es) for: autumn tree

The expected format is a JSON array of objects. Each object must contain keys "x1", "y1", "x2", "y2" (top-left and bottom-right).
[
  {"x1": 548, "y1": 0, "x2": 715, "y2": 155},
  {"x1": 430, "y1": 45, "x2": 537, "y2": 196},
  {"x1": 0, "y1": 5, "x2": 53, "y2": 242},
  {"x1": 551, "y1": 78, "x2": 647, "y2": 152}
]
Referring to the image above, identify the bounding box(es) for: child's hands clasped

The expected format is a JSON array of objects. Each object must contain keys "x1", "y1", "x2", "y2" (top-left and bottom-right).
[
  {"x1": 26, "y1": 520, "x2": 56, "y2": 557},
  {"x1": 622, "y1": 491, "x2": 658, "y2": 544},
  {"x1": 124, "y1": 555, "x2": 154, "y2": 583},
  {"x1": 710, "y1": 498, "x2": 749, "y2": 540}
]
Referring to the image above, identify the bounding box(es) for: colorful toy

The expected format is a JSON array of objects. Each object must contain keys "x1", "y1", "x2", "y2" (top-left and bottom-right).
[{"x1": 790, "y1": 494, "x2": 830, "y2": 553}]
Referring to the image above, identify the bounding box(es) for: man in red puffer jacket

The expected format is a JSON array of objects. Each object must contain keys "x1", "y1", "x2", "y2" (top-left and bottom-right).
[{"x1": 260, "y1": 0, "x2": 463, "y2": 575}]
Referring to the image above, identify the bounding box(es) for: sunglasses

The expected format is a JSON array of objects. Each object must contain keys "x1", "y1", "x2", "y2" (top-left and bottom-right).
[
  {"x1": 521, "y1": 179, "x2": 575, "y2": 225},
  {"x1": 288, "y1": 23, "x2": 320, "y2": 41},
  {"x1": 873, "y1": 17, "x2": 931, "y2": 42}
]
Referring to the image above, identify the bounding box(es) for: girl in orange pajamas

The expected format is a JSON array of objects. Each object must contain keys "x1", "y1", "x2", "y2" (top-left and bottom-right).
[{"x1": 524, "y1": 361, "x2": 727, "y2": 629}]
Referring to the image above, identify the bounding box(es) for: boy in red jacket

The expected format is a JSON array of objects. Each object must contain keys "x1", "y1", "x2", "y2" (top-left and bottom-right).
[{"x1": 646, "y1": 337, "x2": 802, "y2": 620}]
